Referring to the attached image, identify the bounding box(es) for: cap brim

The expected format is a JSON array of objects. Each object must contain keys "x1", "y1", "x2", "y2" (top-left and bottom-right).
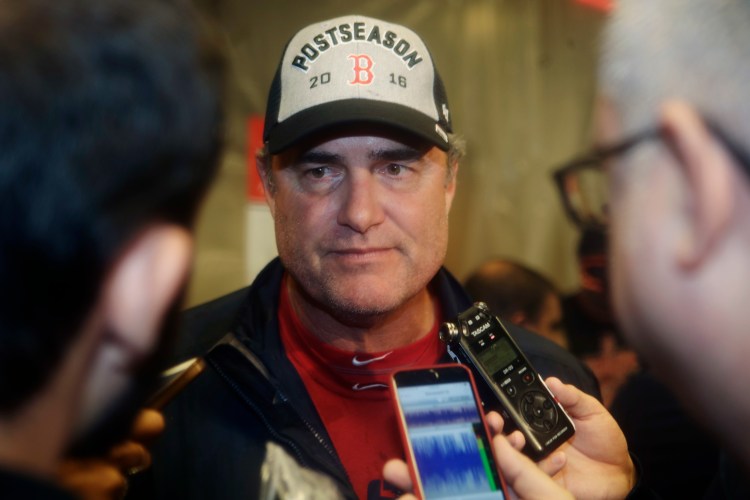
[{"x1": 267, "y1": 99, "x2": 449, "y2": 154}]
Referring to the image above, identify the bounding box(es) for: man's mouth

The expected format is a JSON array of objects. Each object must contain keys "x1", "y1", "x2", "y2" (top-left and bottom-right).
[{"x1": 328, "y1": 247, "x2": 394, "y2": 262}]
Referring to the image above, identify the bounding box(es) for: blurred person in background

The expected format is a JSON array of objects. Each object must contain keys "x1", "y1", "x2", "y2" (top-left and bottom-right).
[
  {"x1": 553, "y1": 0, "x2": 750, "y2": 494},
  {"x1": 464, "y1": 258, "x2": 569, "y2": 350}
]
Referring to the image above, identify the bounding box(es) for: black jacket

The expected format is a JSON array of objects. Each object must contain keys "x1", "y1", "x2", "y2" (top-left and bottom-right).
[
  {"x1": 0, "y1": 468, "x2": 76, "y2": 500},
  {"x1": 136, "y1": 258, "x2": 600, "y2": 500}
]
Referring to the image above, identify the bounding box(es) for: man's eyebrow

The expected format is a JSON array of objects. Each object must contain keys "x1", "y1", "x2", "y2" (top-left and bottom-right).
[
  {"x1": 369, "y1": 146, "x2": 425, "y2": 162},
  {"x1": 295, "y1": 150, "x2": 344, "y2": 165},
  {"x1": 293, "y1": 146, "x2": 427, "y2": 165}
]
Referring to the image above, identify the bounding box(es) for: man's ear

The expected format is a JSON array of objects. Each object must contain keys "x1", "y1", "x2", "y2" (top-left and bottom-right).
[
  {"x1": 102, "y1": 225, "x2": 192, "y2": 363},
  {"x1": 445, "y1": 161, "x2": 459, "y2": 214},
  {"x1": 509, "y1": 311, "x2": 528, "y2": 327},
  {"x1": 659, "y1": 100, "x2": 735, "y2": 269},
  {"x1": 256, "y1": 154, "x2": 276, "y2": 215}
]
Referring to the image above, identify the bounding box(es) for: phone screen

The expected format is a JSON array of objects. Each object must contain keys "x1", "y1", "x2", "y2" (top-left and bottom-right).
[{"x1": 393, "y1": 367, "x2": 506, "y2": 500}]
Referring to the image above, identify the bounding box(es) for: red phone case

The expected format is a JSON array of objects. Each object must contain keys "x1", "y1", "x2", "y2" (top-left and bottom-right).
[{"x1": 390, "y1": 363, "x2": 509, "y2": 500}]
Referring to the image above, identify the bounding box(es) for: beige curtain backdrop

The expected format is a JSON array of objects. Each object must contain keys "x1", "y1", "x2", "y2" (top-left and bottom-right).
[{"x1": 186, "y1": 0, "x2": 604, "y2": 307}]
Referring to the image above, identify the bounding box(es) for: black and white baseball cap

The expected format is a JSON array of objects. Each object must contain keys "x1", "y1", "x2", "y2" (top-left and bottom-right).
[{"x1": 263, "y1": 15, "x2": 453, "y2": 154}]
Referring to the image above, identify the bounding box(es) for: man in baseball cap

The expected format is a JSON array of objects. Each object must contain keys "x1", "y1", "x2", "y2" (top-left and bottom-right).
[{"x1": 143, "y1": 15, "x2": 605, "y2": 499}]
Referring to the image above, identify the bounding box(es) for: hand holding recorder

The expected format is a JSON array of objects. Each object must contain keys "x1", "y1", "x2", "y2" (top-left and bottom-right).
[
  {"x1": 439, "y1": 302, "x2": 575, "y2": 461},
  {"x1": 489, "y1": 378, "x2": 634, "y2": 500},
  {"x1": 533, "y1": 378, "x2": 635, "y2": 500}
]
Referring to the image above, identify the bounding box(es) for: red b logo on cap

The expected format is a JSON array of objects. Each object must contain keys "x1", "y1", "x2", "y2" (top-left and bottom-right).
[{"x1": 348, "y1": 54, "x2": 374, "y2": 85}]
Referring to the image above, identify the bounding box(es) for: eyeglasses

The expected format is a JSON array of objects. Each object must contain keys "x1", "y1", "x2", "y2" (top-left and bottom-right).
[{"x1": 551, "y1": 122, "x2": 750, "y2": 230}]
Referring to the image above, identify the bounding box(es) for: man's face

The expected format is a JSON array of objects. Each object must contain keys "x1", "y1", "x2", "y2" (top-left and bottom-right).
[
  {"x1": 597, "y1": 97, "x2": 698, "y2": 379},
  {"x1": 263, "y1": 126, "x2": 457, "y2": 321}
]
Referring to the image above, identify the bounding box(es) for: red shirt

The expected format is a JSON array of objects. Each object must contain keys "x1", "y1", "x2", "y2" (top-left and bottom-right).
[{"x1": 278, "y1": 278, "x2": 444, "y2": 499}]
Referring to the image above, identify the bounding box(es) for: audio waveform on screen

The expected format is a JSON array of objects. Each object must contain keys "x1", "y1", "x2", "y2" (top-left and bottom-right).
[
  {"x1": 404, "y1": 403, "x2": 478, "y2": 428},
  {"x1": 412, "y1": 430, "x2": 494, "y2": 498}
]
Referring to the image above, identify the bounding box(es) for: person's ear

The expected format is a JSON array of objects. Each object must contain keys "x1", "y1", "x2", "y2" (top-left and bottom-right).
[
  {"x1": 510, "y1": 311, "x2": 528, "y2": 327},
  {"x1": 659, "y1": 100, "x2": 735, "y2": 270},
  {"x1": 445, "y1": 160, "x2": 459, "y2": 213},
  {"x1": 101, "y1": 225, "x2": 192, "y2": 364},
  {"x1": 256, "y1": 153, "x2": 276, "y2": 215}
]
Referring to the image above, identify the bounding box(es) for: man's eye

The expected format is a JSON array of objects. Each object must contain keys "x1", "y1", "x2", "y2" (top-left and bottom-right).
[
  {"x1": 306, "y1": 166, "x2": 328, "y2": 179},
  {"x1": 385, "y1": 164, "x2": 405, "y2": 175}
]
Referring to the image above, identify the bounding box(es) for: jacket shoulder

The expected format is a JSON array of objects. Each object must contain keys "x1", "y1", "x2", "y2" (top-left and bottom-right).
[
  {"x1": 169, "y1": 287, "x2": 251, "y2": 365},
  {"x1": 505, "y1": 322, "x2": 602, "y2": 401}
]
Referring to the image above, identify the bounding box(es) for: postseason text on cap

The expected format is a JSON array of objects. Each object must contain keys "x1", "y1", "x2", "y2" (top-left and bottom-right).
[{"x1": 290, "y1": 20, "x2": 424, "y2": 72}]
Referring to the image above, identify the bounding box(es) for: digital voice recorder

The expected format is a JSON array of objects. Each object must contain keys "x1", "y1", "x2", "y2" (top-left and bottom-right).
[{"x1": 439, "y1": 302, "x2": 575, "y2": 460}]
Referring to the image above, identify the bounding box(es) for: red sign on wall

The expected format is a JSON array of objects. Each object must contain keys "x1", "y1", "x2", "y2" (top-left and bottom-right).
[
  {"x1": 247, "y1": 115, "x2": 266, "y2": 203},
  {"x1": 576, "y1": 0, "x2": 613, "y2": 12}
]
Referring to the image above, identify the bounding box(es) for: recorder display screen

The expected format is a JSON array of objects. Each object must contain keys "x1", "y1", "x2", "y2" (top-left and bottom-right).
[
  {"x1": 396, "y1": 381, "x2": 505, "y2": 499},
  {"x1": 476, "y1": 337, "x2": 517, "y2": 375}
]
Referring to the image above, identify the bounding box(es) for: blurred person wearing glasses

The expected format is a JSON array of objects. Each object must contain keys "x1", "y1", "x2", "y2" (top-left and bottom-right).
[
  {"x1": 552, "y1": 0, "x2": 750, "y2": 495},
  {"x1": 554, "y1": 92, "x2": 723, "y2": 500}
]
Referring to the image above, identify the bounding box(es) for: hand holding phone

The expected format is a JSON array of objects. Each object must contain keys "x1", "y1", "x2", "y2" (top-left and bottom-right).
[{"x1": 391, "y1": 364, "x2": 509, "y2": 500}]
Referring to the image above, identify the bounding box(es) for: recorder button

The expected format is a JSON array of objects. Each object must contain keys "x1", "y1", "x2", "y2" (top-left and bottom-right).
[
  {"x1": 522, "y1": 371, "x2": 535, "y2": 385},
  {"x1": 521, "y1": 392, "x2": 559, "y2": 432}
]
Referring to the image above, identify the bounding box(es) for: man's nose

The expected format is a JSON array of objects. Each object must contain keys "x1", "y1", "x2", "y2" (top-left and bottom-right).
[{"x1": 337, "y1": 172, "x2": 385, "y2": 233}]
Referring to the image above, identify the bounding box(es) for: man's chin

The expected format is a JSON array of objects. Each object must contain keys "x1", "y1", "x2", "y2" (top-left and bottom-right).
[{"x1": 322, "y1": 286, "x2": 427, "y2": 326}]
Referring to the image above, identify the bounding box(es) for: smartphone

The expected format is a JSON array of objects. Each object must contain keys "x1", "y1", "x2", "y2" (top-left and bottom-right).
[
  {"x1": 146, "y1": 357, "x2": 206, "y2": 409},
  {"x1": 391, "y1": 364, "x2": 508, "y2": 500}
]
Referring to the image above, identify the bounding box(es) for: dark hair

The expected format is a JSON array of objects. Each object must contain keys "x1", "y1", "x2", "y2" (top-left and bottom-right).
[
  {"x1": 576, "y1": 228, "x2": 607, "y2": 259},
  {"x1": 0, "y1": 0, "x2": 225, "y2": 414},
  {"x1": 464, "y1": 259, "x2": 558, "y2": 323}
]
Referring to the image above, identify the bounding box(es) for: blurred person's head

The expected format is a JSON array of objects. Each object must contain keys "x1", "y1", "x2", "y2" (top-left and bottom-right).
[
  {"x1": 0, "y1": 0, "x2": 224, "y2": 474},
  {"x1": 598, "y1": 0, "x2": 750, "y2": 465},
  {"x1": 464, "y1": 259, "x2": 567, "y2": 349}
]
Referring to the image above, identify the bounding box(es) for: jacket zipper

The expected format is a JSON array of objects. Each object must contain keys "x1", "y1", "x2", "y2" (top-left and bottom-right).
[
  {"x1": 211, "y1": 359, "x2": 308, "y2": 465},
  {"x1": 210, "y1": 356, "x2": 354, "y2": 496}
]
